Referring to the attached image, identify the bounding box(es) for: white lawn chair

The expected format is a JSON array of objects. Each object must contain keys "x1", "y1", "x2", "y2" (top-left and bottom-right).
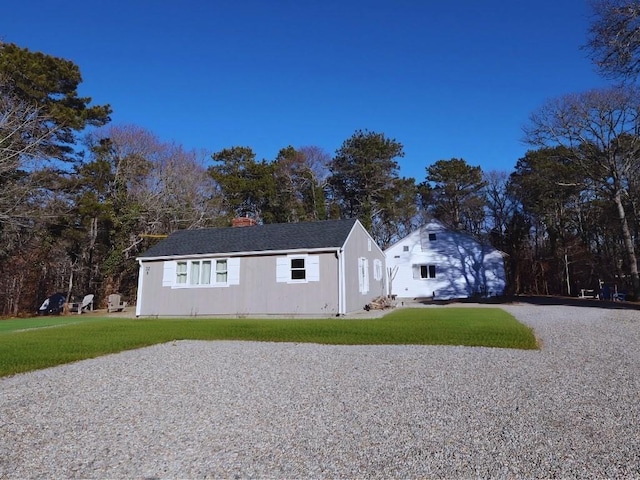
[
  {"x1": 107, "y1": 294, "x2": 127, "y2": 313},
  {"x1": 68, "y1": 294, "x2": 94, "y2": 314}
]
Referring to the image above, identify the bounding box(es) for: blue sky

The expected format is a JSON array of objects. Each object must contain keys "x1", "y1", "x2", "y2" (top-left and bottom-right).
[{"x1": 3, "y1": 1, "x2": 610, "y2": 181}]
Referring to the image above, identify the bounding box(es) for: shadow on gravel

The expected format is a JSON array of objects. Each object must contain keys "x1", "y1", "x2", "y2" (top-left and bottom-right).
[{"x1": 416, "y1": 295, "x2": 640, "y2": 311}]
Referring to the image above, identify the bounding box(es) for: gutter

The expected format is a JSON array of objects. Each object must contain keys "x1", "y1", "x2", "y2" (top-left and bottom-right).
[
  {"x1": 136, "y1": 246, "x2": 340, "y2": 262},
  {"x1": 338, "y1": 247, "x2": 346, "y2": 315},
  {"x1": 135, "y1": 259, "x2": 144, "y2": 317}
]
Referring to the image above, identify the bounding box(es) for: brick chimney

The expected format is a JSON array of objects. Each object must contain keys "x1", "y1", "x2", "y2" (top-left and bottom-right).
[{"x1": 231, "y1": 217, "x2": 257, "y2": 227}]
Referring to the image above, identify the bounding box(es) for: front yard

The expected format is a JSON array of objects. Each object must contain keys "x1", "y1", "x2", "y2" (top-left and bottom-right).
[{"x1": 0, "y1": 307, "x2": 538, "y2": 377}]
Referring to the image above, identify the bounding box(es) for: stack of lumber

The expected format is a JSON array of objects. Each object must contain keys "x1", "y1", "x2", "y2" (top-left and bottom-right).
[{"x1": 365, "y1": 296, "x2": 395, "y2": 310}]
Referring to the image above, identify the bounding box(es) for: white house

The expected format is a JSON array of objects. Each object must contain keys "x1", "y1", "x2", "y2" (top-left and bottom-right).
[{"x1": 385, "y1": 220, "x2": 506, "y2": 300}]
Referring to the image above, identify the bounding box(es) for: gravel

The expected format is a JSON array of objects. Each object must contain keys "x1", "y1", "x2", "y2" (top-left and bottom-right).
[{"x1": 0, "y1": 304, "x2": 639, "y2": 479}]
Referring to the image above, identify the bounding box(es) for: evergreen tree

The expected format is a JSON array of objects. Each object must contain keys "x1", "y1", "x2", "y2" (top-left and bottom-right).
[
  {"x1": 419, "y1": 158, "x2": 486, "y2": 234},
  {"x1": 328, "y1": 129, "x2": 406, "y2": 236}
]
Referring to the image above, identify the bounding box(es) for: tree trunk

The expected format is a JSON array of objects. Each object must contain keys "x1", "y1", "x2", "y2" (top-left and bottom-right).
[
  {"x1": 613, "y1": 189, "x2": 640, "y2": 296},
  {"x1": 66, "y1": 267, "x2": 74, "y2": 303}
]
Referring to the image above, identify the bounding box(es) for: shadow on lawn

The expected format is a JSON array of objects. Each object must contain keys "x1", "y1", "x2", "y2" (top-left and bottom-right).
[{"x1": 416, "y1": 295, "x2": 640, "y2": 311}]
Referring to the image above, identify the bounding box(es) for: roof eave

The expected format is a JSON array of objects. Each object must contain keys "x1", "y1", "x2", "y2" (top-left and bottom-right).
[{"x1": 137, "y1": 246, "x2": 343, "y2": 262}]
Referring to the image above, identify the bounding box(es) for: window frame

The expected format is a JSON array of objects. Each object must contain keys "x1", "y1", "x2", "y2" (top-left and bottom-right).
[
  {"x1": 215, "y1": 259, "x2": 228, "y2": 284},
  {"x1": 414, "y1": 263, "x2": 437, "y2": 280},
  {"x1": 176, "y1": 261, "x2": 188, "y2": 284},
  {"x1": 190, "y1": 260, "x2": 202, "y2": 285},
  {"x1": 276, "y1": 254, "x2": 320, "y2": 284},
  {"x1": 290, "y1": 257, "x2": 307, "y2": 281},
  {"x1": 169, "y1": 258, "x2": 237, "y2": 288}
]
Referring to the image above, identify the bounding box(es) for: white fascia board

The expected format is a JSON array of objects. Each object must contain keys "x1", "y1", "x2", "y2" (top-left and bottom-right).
[
  {"x1": 384, "y1": 235, "x2": 410, "y2": 253},
  {"x1": 342, "y1": 221, "x2": 357, "y2": 249},
  {"x1": 137, "y1": 247, "x2": 340, "y2": 262},
  {"x1": 384, "y1": 227, "x2": 422, "y2": 253}
]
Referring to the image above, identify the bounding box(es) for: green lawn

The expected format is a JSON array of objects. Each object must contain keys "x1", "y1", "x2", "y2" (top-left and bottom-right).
[
  {"x1": 0, "y1": 315, "x2": 106, "y2": 333},
  {"x1": 0, "y1": 308, "x2": 538, "y2": 377}
]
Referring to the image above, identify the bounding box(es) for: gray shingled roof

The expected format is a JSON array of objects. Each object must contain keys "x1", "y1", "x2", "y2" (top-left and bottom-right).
[{"x1": 138, "y1": 218, "x2": 359, "y2": 258}]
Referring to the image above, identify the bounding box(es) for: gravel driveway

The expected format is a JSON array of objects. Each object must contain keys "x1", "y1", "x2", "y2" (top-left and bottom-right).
[{"x1": 0, "y1": 304, "x2": 639, "y2": 479}]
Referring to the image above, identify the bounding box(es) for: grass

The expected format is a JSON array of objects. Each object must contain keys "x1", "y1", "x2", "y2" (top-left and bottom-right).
[
  {"x1": 0, "y1": 315, "x2": 106, "y2": 333},
  {"x1": 0, "y1": 308, "x2": 538, "y2": 377}
]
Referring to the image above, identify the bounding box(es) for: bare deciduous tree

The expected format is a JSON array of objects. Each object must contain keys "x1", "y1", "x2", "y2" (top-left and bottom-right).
[
  {"x1": 586, "y1": 0, "x2": 640, "y2": 80},
  {"x1": 524, "y1": 85, "x2": 640, "y2": 295},
  {"x1": 0, "y1": 77, "x2": 57, "y2": 226},
  {"x1": 484, "y1": 170, "x2": 517, "y2": 240},
  {"x1": 76, "y1": 125, "x2": 222, "y2": 297},
  {"x1": 273, "y1": 145, "x2": 331, "y2": 222}
]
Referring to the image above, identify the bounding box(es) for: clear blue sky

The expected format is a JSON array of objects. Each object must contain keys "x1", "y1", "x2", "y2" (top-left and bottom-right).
[{"x1": 3, "y1": 1, "x2": 609, "y2": 180}]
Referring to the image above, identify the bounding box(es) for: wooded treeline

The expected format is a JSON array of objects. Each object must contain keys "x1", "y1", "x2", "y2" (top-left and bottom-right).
[{"x1": 3, "y1": 2, "x2": 640, "y2": 314}]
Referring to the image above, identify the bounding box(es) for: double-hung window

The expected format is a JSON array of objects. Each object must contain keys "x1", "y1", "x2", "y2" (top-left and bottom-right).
[
  {"x1": 413, "y1": 264, "x2": 436, "y2": 279},
  {"x1": 291, "y1": 258, "x2": 306, "y2": 280},
  {"x1": 165, "y1": 258, "x2": 239, "y2": 287},
  {"x1": 190, "y1": 261, "x2": 201, "y2": 285},
  {"x1": 176, "y1": 262, "x2": 188, "y2": 284},
  {"x1": 201, "y1": 261, "x2": 212, "y2": 285},
  {"x1": 215, "y1": 259, "x2": 228, "y2": 283},
  {"x1": 276, "y1": 255, "x2": 320, "y2": 283},
  {"x1": 189, "y1": 260, "x2": 213, "y2": 285}
]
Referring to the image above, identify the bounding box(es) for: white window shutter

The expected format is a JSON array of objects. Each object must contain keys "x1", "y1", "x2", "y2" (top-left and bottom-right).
[
  {"x1": 373, "y1": 259, "x2": 382, "y2": 281},
  {"x1": 307, "y1": 255, "x2": 320, "y2": 281},
  {"x1": 412, "y1": 265, "x2": 420, "y2": 279},
  {"x1": 228, "y1": 258, "x2": 241, "y2": 285},
  {"x1": 276, "y1": 257, "x2": 289, "y2": 282},
  {"x1": 163, "y1": 261, "x2": 176, "y2": 286},
  {"x1": 358, "y1": 257, "x2": 364, "y2": 292},
  {"x1": 363, "y1": 258, "x2": 370, "y2": 293}
]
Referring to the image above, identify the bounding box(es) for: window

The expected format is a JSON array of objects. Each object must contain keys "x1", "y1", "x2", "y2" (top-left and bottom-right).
[
  {"x1": 403, "y1": 246, "x2": 409, "y2": 252},
  {"x1": 276, "y1": 255, "x2": 320, "y2": 283},
  {"x1": 164, "y1": 258, "x2": 240, "y2": 288},
  {"x1": 421, "y1": 232, "x2": 437, "y2": 251},
  {"x1": 215, "y1": 259, "x2": 227, "y2": 283},
  {"x1": 413, "y1": 264, "x2": 436, "y2": 279},
  {"x1": 176, "y1": 262, "x2": 187, "y2": 284},
  {"x1": 190, "y1": 261, "x2": 201, "y2": 285},
  {"x1": 189, "y1": 260, "x2": 216, "y2": 285},
  {"x1": 291, "y1": 258, "x2": 306, "y2": 280},
  {"x1": 201, "y1": 261, "x2": 211, "y2": 285}
]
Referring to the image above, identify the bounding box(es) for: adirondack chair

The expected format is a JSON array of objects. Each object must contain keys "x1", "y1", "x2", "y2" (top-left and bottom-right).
[
  {"x1": 107, "y1": 294, "x2": 127, "y2": 313},
  {"x1": 68, "y1": 294, "x2": 94, "y2": 314}
]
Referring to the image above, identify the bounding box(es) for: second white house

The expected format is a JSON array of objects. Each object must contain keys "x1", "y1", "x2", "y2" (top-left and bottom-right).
[{"x1": 385, "y1": 220, "x2": 506, "y2": 300}]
